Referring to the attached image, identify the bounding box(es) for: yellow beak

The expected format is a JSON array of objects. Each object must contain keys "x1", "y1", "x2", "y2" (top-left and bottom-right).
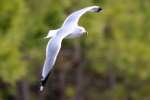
[{"x1": 85, "y1": 31, "x2": 88, "y2": 36}]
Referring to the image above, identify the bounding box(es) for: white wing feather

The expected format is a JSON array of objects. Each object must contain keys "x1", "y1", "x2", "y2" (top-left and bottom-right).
[
  {"x1": 42, "y1": 37, "x2": 62, "y2": 78},
  {"x1": 62, "y1": 6, "x2": 102, "y2": 27}
]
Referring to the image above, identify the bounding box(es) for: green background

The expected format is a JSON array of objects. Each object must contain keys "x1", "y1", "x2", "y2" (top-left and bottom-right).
[{"x1": 0, "y1": 0, "x2": 150, "y2": 100}]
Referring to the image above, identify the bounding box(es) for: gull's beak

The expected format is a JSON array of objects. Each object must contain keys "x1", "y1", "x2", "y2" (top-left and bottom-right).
[{"x1": 85, "y1": 31, "x2": 88, "y2": 36}]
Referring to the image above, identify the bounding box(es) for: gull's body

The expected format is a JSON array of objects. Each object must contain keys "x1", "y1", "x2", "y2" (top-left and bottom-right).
[{"x1": 40, "y1": 6, "x2": 102, "y2": 91}]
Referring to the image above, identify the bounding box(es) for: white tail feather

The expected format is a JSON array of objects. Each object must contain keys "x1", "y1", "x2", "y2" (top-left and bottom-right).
[{"x1": 44, "y1": 29, "x2": 58, "y2": 39}]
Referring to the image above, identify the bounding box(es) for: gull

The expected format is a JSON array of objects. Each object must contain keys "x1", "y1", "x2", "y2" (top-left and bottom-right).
[{"x1": 40, "y1": 6, "x2": 102, "y2": 91}]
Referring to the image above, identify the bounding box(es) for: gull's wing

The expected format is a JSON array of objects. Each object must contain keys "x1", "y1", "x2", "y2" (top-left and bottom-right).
[
  {"x1": 40, "y1": 37, "x2": 62, "y2": 91},
  {"x1": 62, "y1": 6, "x2": 102, "y2": 27}
]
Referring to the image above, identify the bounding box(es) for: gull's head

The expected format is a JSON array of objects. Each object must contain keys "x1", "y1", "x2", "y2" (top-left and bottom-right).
[{"x1": 78, "y1": 26, "x2": 88, "y2": 36}]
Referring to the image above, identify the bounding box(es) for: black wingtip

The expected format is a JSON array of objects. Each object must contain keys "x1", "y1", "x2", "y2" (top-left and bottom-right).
[
  {"x1": 40, "y1": 73, "x2": 50, "y2": 91},
  {"x1": 96, "y1": 7, "x2": 102, "y2": 12},
  {"x1": 40, "y1": 78, "x2": 45, "y2": 91}
]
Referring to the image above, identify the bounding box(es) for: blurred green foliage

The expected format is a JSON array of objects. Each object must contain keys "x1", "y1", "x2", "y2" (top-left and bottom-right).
[{"x1": 0, "y1": 0, "x2": 150, "y2": 100}]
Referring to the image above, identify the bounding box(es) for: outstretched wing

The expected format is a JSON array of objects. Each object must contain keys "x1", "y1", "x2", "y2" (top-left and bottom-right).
[
  {"x1": 62, "y1": 6, "x2": 102, "y2": 27},
  {"x1": 40, "y1": 37, "x2": 62, "y2": 91}
]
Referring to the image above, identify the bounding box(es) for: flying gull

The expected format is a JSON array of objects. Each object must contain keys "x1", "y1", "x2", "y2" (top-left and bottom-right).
[{"x1": 40, "y1": 6, "x2": 102, "y2": 91}]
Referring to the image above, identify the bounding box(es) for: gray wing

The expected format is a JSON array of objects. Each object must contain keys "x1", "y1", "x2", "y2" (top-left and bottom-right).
[
  {"x1": 42, "y1": 37, "x2": 62, "y2": 79},
  {"x1": 40, "y1": 34, "x2": 63, "y2": 91},
  {"x1": 62, "y1": 6, "x2": 102, "y2": 27}
]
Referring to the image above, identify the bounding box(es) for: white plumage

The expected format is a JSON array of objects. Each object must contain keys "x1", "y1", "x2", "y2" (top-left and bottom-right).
[{"x1": 40, "y1": 6, "x2": 102, "y2": 91}]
